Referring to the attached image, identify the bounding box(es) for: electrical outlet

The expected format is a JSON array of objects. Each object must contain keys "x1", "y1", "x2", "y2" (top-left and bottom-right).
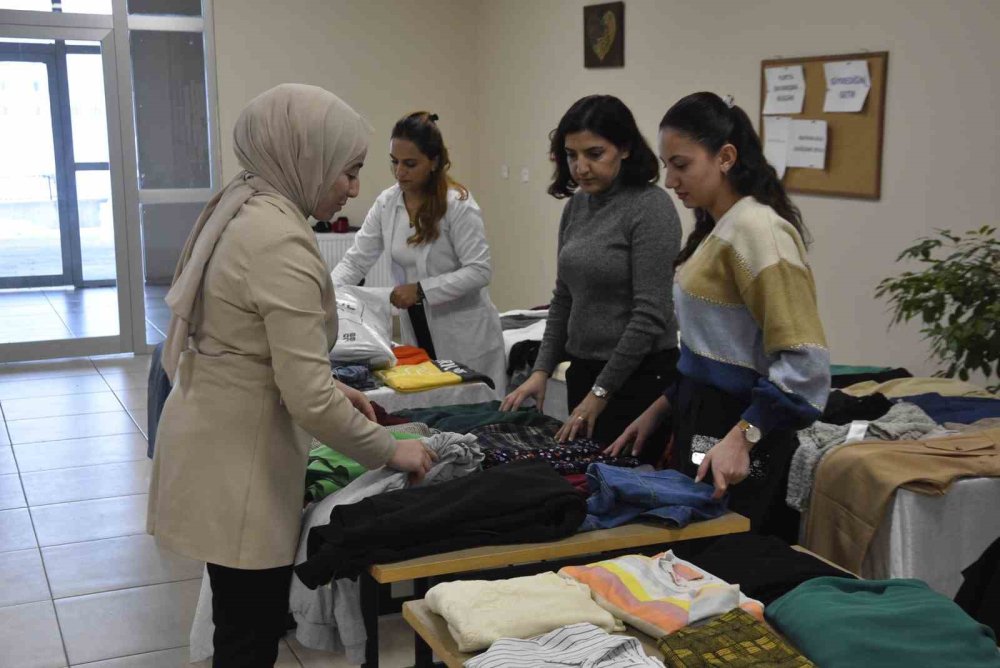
[{"x1": 520, "y1": 167, "x2": 530, "y2": 183}]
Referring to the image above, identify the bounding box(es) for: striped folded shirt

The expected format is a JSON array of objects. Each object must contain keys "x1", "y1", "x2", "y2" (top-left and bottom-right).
[{"x1": 464, "y1": 623, "x2": 664, "y2": 668}]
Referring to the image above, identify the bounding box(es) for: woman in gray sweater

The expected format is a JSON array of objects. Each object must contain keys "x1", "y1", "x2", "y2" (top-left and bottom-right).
[{"x1": 501, "y1": 95, "x2": 682, "y2": 463}]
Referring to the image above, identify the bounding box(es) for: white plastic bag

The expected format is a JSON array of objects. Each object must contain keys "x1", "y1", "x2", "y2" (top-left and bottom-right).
[{"x1": 331, "y1": 285, "x2": 396, "y2": 368}]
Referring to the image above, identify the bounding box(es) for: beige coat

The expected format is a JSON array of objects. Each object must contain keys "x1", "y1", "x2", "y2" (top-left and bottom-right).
[{"x1": 147, "y1": 193, "x2": 395, "y2": 569}]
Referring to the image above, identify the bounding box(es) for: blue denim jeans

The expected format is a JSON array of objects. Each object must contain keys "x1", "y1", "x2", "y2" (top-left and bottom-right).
[{"x1": 580, "y1": 463, "x2": 726, "y2": 532}]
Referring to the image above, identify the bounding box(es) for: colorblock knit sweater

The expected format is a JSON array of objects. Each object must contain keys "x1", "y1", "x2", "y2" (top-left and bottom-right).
[{"x1": 672, "y1": 196, "x2": 830, "y2": 434}]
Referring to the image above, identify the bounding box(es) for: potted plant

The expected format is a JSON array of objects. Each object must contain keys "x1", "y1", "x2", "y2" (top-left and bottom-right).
[{"x1": 876, "y1": 226, "x2": 999, "y2": 393}]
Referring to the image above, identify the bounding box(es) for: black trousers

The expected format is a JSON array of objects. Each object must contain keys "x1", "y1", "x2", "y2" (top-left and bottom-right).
[
  {"x1": 670, "y1": 375, "x2": 799, "y2": 540},
  {"x1": 207, "y1": 563, "x2": 293, "y2": 668},
  {"x1": 565, "y1": 348, "x2": 679, "y2": 465}
]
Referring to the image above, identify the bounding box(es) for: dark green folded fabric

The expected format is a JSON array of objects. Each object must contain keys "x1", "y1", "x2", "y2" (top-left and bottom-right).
[
  {"x1": 830, "y1": 364, "x2": 893, "y2": 375},
  {"x1": 766, "y1": 577, "x2": 1000, "y2": 668},
  {"x1": 657, "y1": 608, "x2": 814, "y2": 667},
  {"x1": 391, "y1": 401, "x2": 561, "y2": 434}
]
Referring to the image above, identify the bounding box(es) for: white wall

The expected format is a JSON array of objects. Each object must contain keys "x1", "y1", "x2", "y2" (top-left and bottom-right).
[
  {"x1": 473, "y1": 0, "x2": 1000, "y2": 376},
  {"x1": 212, "y1": 0, "x2": 481, "y2": 226},
  {"x1": 211, "y1": 0, "x2": 1000, "y2": 378}
]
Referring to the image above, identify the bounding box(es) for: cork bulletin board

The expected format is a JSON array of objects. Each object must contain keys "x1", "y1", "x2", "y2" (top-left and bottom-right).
[{"x1": 759, "y1": 51, "x2": 889, "y2": 199}]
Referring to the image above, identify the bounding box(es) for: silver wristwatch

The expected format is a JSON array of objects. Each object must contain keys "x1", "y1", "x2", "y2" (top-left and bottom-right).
[{"x1": 591, "y1": 385, "x2": 610, "y2": 399}]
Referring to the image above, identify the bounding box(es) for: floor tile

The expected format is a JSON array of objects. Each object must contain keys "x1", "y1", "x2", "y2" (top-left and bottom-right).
[
  {"x1": 72, "y1": 646, "x2": 188, "y2": 667},
  {"x1": 1, "y1": 420, "x2": 9, "y2": 446},
  {"x1": 56, "y1": 579, "x2": 201, "y2": 665},
  {"x1": 0, "y1": 375, "x2": 110, "y2": 400},
  {"x1": 288, "y1": 615, "x2": 414, "y2": 668},
  {"x1": 22, "y1": 460, "x2": 150, "y2": 507},
  {"x1": 1, "y1": 391, "x2": 124, "y2": 421},
  {"x1": 184, "y1": 639, "x2": 301, "y2": 668},
  {"x1": 129, "y1": 410, "x2": 150, "y2": 438},
  {"x1": 0, "y1": 357, "x2": 97, "y2": 383},
  {"x1": 0, "y1": 301, "x2": 58, "y2": 317},
  {"x1": 0, "y1": 472, "x2": 26, "y2": 509},
  {"x1": 31, "y1": 494, "x2": 148, "y2": 547},
  {"x1": 0, "y1": 600, "x2": 67, "y2": 668},
  {"x1": 15, "y1": 433, "x2": 149, "y2": 473},
  {"x1": 92, "y1": 355, "x2": 151, "y2": 374},
  {"x1": 0, "y1": 508, "x2": 37, "y2": 552},
  {"x1": 1, "y1": 313, "x2": 72, "y2": 330},
  {"x1": 112, "y1": 387, "x2": 147, "y2": 412},
  {"x1": 0, "y1": 446, "x2": 15, "y2": 474},
  {"x1": 0, "y1": 548, "x2": 51, "y2": 607},
  {"x1": 8, "y1": 410, "x2": 139, "y2": 445},
  {"x1": 42, "y1": 533, "x2": 202, "y2": 599},
  {"x1": 1, "y1": 326, "x2": 76, "y2": 344},
  {"x1": 99, "y1": 372, "x2": 148, "y2": 391}
]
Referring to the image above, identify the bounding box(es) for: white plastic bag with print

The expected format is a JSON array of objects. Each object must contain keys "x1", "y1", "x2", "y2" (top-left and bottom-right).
[{"x1": 330, "y1": 285, "x2": 396, "y2": 368}]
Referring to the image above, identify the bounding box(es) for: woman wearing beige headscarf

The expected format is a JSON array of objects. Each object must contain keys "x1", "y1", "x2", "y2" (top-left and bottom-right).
[{"x1": 147, "y1": 84, "x2": 434, "y2": 667}]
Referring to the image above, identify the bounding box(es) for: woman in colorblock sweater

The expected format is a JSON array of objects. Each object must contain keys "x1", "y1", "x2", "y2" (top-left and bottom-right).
[{"x1": 608, "y1": 92, "x2": 830, "y2": 535}]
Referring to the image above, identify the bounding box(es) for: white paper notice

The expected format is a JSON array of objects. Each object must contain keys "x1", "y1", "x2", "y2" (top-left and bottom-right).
[
  {"x1": 786, "y1": 119, "x2": 827, "y2": 169},
  {"x1": 823, "y1": 60, "x2": 871, "y2": 112},
  {"x1": 763, "y1": 65, "x2": 806, "y2": 115},
  {"x1": 763, "y1": 116, "x2": 792, "y2": 178}
]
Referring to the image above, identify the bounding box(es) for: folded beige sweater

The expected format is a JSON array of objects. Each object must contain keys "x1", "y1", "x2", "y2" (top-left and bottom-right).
[{"x1": 425, "y1": 572, "x2": 622, "y2": 652}]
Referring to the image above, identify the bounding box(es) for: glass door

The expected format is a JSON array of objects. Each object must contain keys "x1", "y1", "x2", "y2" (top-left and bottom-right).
[{"x1": 0, "y1": 14, "x2": 132, "y2": 360}]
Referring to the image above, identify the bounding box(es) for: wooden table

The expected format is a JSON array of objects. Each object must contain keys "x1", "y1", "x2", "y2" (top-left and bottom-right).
[
  {"x1": 360, "y1": 512, "x2": 749, "y2": 667},
  {"x1": 399, "y1": 544, "x2": 850, "y2": 668}
]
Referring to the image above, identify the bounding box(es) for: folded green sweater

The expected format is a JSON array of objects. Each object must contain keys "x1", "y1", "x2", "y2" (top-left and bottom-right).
[{"x1": 766, "y1": 577, "x2": 1000, "y2": 668}]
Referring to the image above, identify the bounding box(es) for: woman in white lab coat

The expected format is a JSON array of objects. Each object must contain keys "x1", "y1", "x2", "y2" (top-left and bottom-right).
[{"x1": 332, "y1": 111, "x2": 506, "y2": 394}]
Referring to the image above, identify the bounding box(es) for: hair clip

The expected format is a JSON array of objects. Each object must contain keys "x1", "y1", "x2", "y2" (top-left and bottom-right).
[
  {"x1": 429, "y1": 113, "x2": 440, "y2": 122},
  {"x1": 722, "y1": 94, "x2": 735, "y2": 109}
]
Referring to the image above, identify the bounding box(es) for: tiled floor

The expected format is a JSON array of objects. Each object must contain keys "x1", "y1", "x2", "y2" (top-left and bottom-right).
[
  {"x1": 0, "y1": 286, "x2": 171, "y2": 346},
  {"x1": 0, "y1": 355, "x2": 415, "y2": 667}
]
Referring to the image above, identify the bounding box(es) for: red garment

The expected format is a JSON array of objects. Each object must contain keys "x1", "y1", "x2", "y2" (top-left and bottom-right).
[
  {"x1": 372, "y1": 401, "x2": 408, "y2": 426},
  {"x1": 563, "y1": 473, "x2": 590, "y2": 494},
  {"x1": 393, "y1": 345, "x2": 431, "y2": 366}
]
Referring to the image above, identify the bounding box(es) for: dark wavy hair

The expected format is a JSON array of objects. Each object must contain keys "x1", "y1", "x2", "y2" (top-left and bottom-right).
[
  {"x1": 548, "y1": 95, "x2": 659, "y2": 198},
  {"x1": 660, "y1": 92, "x2": 810, "y2": 266},
  {"x1": 391, "y1": 111, "x2": 468, "y2": 245}
]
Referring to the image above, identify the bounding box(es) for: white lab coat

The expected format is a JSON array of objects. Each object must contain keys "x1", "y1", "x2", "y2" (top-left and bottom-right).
[{"x1": 332, "y1": 185, "x2": 506, "y2": 395}]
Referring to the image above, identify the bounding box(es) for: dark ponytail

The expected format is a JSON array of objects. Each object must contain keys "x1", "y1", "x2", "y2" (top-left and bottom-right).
[{"x1": 660, "y1": 92, "x2": 810, "y2": 266}]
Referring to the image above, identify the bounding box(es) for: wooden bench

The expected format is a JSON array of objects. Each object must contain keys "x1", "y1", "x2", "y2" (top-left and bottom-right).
[{"x1": 360, "y1": 512, "x2": 749, "y2": 667}]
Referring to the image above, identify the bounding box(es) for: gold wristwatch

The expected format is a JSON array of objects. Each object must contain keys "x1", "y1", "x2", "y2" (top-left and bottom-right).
[{"x1": 737, "y1": 419, "x2": 762, "y2": 445}]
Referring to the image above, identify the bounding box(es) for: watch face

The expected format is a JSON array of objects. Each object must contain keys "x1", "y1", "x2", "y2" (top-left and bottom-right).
[{"x1": 746, "y1": 425, "x2": 762, "y2": 443}]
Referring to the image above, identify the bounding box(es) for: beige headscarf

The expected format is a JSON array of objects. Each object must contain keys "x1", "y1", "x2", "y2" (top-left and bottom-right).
[{"x1": 161, "y1": 83, "x2": 372, "y2": 381}]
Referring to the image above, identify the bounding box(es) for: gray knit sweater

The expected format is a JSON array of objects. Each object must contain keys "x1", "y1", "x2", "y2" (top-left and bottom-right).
[
  {"x1": 533, "y1": 182, "x2": 681, "y2": 392},
  {"x1": 786, "y1": 401, "x2": 940, "y2": 512}
]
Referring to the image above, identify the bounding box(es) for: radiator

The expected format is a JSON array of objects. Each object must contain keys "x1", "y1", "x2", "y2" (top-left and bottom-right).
[{"x1": 315, "y1": 232, "x2": 394, "y2": 288}]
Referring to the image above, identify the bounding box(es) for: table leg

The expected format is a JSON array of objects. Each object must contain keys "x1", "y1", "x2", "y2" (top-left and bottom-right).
[
  {"x1": 362, "y1": 572, "x2": 380, "y2": 668},
  {"x1": 412, "y1": 578, "x2": 433, "y2": 667}
]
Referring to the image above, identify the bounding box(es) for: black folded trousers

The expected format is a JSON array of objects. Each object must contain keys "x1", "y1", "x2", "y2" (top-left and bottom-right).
[{"x1": 295, "y1": 461, "x2": 586, "y2": 588}]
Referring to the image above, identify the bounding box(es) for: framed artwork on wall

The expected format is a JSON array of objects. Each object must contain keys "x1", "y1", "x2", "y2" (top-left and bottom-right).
[{"x1": 584, "y1": 2, "x2": 624, "y2": 68}]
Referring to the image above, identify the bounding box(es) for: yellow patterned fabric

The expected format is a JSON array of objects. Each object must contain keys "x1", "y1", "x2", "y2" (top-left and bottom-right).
[{"x1": 657, "y1": 608, "x2": 814, "y2": 667}]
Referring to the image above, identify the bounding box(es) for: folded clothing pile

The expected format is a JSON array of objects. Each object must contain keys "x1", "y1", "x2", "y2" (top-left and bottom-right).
[
  {"x1": 392, "y1": 345, "x2": 431, "y2": 366},
  {"x1": 331, "y1": 362, "x2": 381, "y2": 391},
  {"x1": 425, "y1": 572, "x2": 620, "y2": 652},
  {"x1": 471, "y1": 423, "x2": 640, "y2": 475},
  {"x1": 376, "y1": 360, "x2": 494, "y2": 392},
  {"x1": 766, "y1": 577, "x2": 1000, "y2": 668},
  {"x1": 295, "y1": 461, "x2": 586, "y2": 587},
  {"x1": 658, "y1": 608, "x2": 814, "y2": 668},
  {"x1": 560, "y1": 551, "x2": 764, "y2": 639},
  {"x1": 392, "y1": 400, "x2": 560, "y2": 433},
  {"x1": 467, "y1": 623, "x2": 663, "y2": 668}
]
